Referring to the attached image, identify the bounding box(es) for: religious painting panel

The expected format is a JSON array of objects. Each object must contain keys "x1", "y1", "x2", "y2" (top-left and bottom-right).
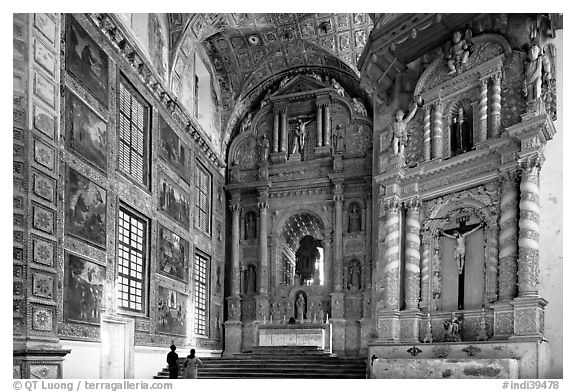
[
  {"x1": 159, "y1": 115, "x2": 190, "y2": 184},
  {"x1": 157, "y1": 225, "x2": 189, "y2": 281},
  {"x1": 156, "y1": 285, "x2": 187, "y2": 336},
  {"x1": 65, "y1": 90, "x2": 107, "y2": 171},
  {"x1": 65, "y1": 15, "x2": 109, "y2": 107},
  {"x1": 64, "y1": 167, "x2": 107, "y2": 248},
  {"x1": 63, "y1": 252, "x2": 106, "y2": 325},
  {"x1": 148, "y1": 14, "x2": 167, "y2": 82},
  {"x1": 158, "y1": 173, "x2": 190, "y2": 229}
]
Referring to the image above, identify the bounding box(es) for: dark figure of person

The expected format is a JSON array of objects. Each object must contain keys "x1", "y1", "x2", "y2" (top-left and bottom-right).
[
  {"x1": 182, "y1": 348, "x2": 204, "y2": 379},
  {"x1": 166, "y1": 344, "x2": 179, "y2": 379}
]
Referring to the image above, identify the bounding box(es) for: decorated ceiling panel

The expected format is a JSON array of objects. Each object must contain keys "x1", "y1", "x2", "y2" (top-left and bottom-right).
[{"x1": 281, "y1": 213, "x2": 324, "y2": 252}]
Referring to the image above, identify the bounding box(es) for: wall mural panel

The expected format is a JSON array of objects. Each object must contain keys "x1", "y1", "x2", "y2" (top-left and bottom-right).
[
  {"x1": 64, "y1": 252, "x2": 106, "y2": 325},
  {"x1": 159, "y1": 115, "x2": 190, "y2": 184},
  {"x1": 157, "y1": 225, "x2": 189, "y2": 281},
  {"x1": 64, "y1": 167, "x2": 107, "y2": 248},
  {"x1": 156, "y1": 285, "x2": 187, "y2": 336},
  {"x1": 159, "y1": 173, "x2": 190, "y2": 229},
  {"x1": 65, "y1": 89, "x2": 107, "y2": 172},
  {"x1": 65, "y1": 15, "x2": 109, "y2": 107}
]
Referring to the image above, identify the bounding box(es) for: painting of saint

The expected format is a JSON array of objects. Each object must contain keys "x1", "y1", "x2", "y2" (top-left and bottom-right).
[
  {"x1": 156, "y1": 286, "x2": 187, "y2": 336},
  {"x1": 159, "y1": 116, "x2": 190, "y2": 184},
  {"x1": 159, "y1": 174, "x2": 190, "y2": 229},
  {"x1": 65, "y1": 15, "x2": 109, "y2": 106},
  {"x1": 65, "y1": 167, "x2": 107, "y2": 247},
  {"x1": 64, "y1": 252, "x2": 106, "y2": 325},
  {"x1": 157, "y1": 225, "x2": 189, "y2": 281},
  {"x1": 66, "y1": 90, "x2": 107, "y2": 171}
]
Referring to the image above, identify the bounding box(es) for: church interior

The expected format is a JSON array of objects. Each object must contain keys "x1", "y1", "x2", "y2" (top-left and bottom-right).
[{"x1": 12, "y1": 13, "x2": 563, "y2": 379}]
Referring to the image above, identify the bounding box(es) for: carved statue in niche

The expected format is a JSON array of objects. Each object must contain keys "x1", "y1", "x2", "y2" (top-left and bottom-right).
[
  {"x1": 332, "y1": 124, "x2": 345, "y2": 154},
  {"x1": 241, "y1": 112, "x2": 252, "y2": 133},
  {"x1": 392, "y1": 96, "x2": 422, "y2": 156},
  {"x1": 440, "y1": 222, "x2": 485, "y2": 274},
  {"x1": 445, "y1": 30, "x2": 473, "y2": 75},
  {"x1": 443, "y1": 312, "x2": 463, "y2": 342},
  {"x1": 295, "y1": 292, "x2": 306, "y2": 322},
  {"x1": 295, "y1": 235, "x2": 320, "y2": 285},
  {"x1": 245, "y1": 212, "x2": 257, "y2": 240},
  {"x1": 352, "y1": 98, "x2": 367, "y2": 116},
  {"x1": 432, "y1": 292, "x2": 441, "y2": 311},
  {"x1": 259, "y1": 134, "x2": 270, "y2": 163},
  {"x1": 347, "y1": 261, "x2": 361, "y2": 290},
  {"x1": 450, "y1": 106, "x2": 473, "y2": 155},
  {"x1": 245, "y1": 264, "x2": 257, "y2": 294},
  {"x1": 331, "y1": 78, "x2": 345, "y2": 96},
  {"x1": 348, "y1": 204, "x2": 361, "y2": 232},
  {"x1": 523, "y1": 44, "x2": 552, "y2": 102},
  {"x1": 291, "y1": 119, "x2": 312, "y2": 154}
]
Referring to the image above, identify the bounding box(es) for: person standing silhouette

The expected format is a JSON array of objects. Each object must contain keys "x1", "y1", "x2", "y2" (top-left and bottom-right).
[
  {"x1": 166, "y1": 344, "x2": 179, "y2": 379},
  {"x1": 182, "y1": 348, "x2": 204, "y2": 379}
]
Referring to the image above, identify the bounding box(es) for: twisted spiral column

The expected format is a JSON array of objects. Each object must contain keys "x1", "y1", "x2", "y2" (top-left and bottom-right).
[
  {"x1": 404, "y1": 200, "x2": 421, "y2": 310},
  {"x1": 423, "y1": 105, "x2": 431, "y2": 161},
  {"x1": 420, "y1": 232, "x2": 431, "y2": 310},
  {"x1": 384, "y1": 199, "x2": 401, "y2": 309},
  {"x1": 498, "y1": 171, "x2": 519, "y2": 301},
  {"x1": 324, "y1": 103, "x2": 331, "y2": 147},
  {"x1": 479, "y1": 78, "x2": 489, "y2": 142},
  {"x1": 518, "y1": 161, "x2": 541, "y2": 296},
  {"x1": 490, "y1": 73, "x2": 502, "y2": 138},
  {"x1": 486, "y1": 224, "x2": 499, "y2": 303},
  {"x1": 432, "y1": 103, "x2": 444, "y2": 159}
]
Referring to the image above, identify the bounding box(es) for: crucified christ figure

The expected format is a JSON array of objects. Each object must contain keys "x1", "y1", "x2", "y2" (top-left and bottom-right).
[{"x1": 440, "y1": 223, "x2": 484, "y2": 274}]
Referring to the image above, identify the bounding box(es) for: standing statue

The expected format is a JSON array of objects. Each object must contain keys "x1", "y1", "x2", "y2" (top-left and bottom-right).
[
  {"x1": 259, "y1": 134, "x2": 270, "y2": 163},
  {"x1": 245, "y1": 214, "x2": 256, "y2": 239},
  {"x1": 348, "y1": 263, "x2": 361, "y2": 290},
  {"x1": 295, "y1": 293, "x2": 306, "y2": 323},
  {"x1": 523, "y1": 44, "x2": 552, "y2": 102},
  {"x1": 392, "y1": 96, "x2": 422, "y2": 156},
  {"x1": 440, "y1": 223, "x2": 485, "y2": 274},
  {"x1": 349, "y1": 205, "x2": 360, "y2": 232},
  {"x1": 352, "y1": 98, "x2": 367, "y2": 116},
  {"x1": 291, "y1": 119, "x2": 312, "y2": 154},
  {"x1": 331, "y1": 78, "x2": 345, "y2": 97},
  {"x1": 445, "y1": 30, "x2": 473, "y2": 75},
  {"x1": 332, "y1": 124, "x2": 345, "y2": 153},
  {"x1": 450, "y1": 107, "x2": 472, "y2": 155}
]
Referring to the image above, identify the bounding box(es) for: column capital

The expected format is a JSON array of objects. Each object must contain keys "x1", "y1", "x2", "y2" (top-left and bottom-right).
[
  {"x1": 383, "y1": 197, "x2": 400, "y2": 212},
  {"x1": 257, "y1": 200, "x2": 269, "y2": 211},
  {"x1": 404, "y1": 197, "x2": 422, "y2": 212},
  {"x1": 229, "y1": 202, "x2": 242, "y2": 213},
  {"x1": 498, "y1": 168, "x2": 520, "y2": 186},
  {"x1": 480, "y1": 76, "x2": 489, "y2": 86},
  {"x1": 491, "y1": 71, "x2": 503, "y2": 82},
  {"x1": 333, "y1": 194, "x2": 345, "y2": 203},
  {"x1": 519, "y1": 154, "x2": 544, "y2": 173}
]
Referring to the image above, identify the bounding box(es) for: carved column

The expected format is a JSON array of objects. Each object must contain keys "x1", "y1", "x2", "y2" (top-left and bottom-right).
[
  {"x1": 272, "y1": 109, "x2": 279, "y2": 152},
  {"x1": 257, "y1": 189, "x2": 269, "y2": 294},
  {"x1": 420, "y1": 231, "x2": 432, "y2": 311},
  {"x1": 323, "y1": 102, "x2": 331, "y2": 147},
  {"x1": 486, "y1": 223, "x2": 499, "y2": 303},
  {"x1": 404, "y1": 199, "x2": 421, "y2": 310},
  {"x1": 383, "y1": 199, "x2": 401, "y2": 310},
  {"x1": 498, "y1": 171, "x2": 519, "y2": 301},
  {"x1": 269, "y1": 237, "x2": 280, "y2": 288},
  {"x1": 316, "y1": 102, "x2": 323, "y2": 147},
  {"x1": 432, "y1": 103, "x2": 444, "y2": 159},
  {"x1": 280, "y1": 108, "x2": 288, "y2": 152},
  {"x1": 333, "y1": 186, "x2": 344, "y2": 291},
  {"x1": 321, "y1": 229, "x2": 333, "y2": 291},
  {"x1": 517, "y1": 160, "x2": 541, "y2": 296},
  {"x1": 490, "y1": 72, "x2": 502, "y2": 138},
  {"x1": 479, "y1": 77, "x2": 489, "y2": 142},
  {"x1": 230, "y1": 193, "x2": 242, "y2": 297},
  {"x1": 423, "y1": 105, "x2": 431, "y2": 161}
]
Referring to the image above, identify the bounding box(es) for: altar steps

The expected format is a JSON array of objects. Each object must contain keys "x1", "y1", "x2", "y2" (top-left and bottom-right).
[{"x1": 154, "y1": 346, "x2": 366, "y2": 379}]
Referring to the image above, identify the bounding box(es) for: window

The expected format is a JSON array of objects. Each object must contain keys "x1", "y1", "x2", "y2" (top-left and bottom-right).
[
  {"x1": 118, "y1": 77, "x2": 150, "y2": 186},
  {"x1": 194, "y1": 162, "x2": 211, "y2": 233},
  {"x1": 117, "y1": 206, "x2": 148, "y2": 312},
  {"x1": 193, "y1": 252, "x2": 209, "y2": 336}
]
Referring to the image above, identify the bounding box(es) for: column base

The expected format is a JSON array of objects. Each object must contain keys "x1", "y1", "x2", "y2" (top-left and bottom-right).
[
  {"x1": 13, "y1": 341, "x2": 70, "y2": 379},
  {"x1": 491, "y1": 301, "x2": 514, "y2": 340},
  {"x1": 270, "y1": 151, "x2": 287, "y2": 163},
  {"x1": 330, "y1": 292, "x2": 345, "y2": 319},
  {"x1": 333, "y1": 153, "x2": 343, "y2": 172},
  {"x1": 510, "y1": 296, "x2": 548, "y2": 340},
  {"x1": 254, "y1": 295, "x2": 270, "y2": 323},
  {"x1": 315, "y1": 145, "x2": 331, "y2": 157},
  {"x1": 329, "y1": 318, "x2": 346, "y2": 355},
  {"x1": 399, "y1": 310, "x2": 423, "y2": 343},
  {"x1": 288, "y1": 152, "x2": 302, "y2": 161},
  {"x1": 376, "y1": 310, "x2": 401, "y2": 342},
  {"x1": 223, "y1": 321, "x2": 243, "y2": 357},
  {"x1": 359, "y1": 318, "x2": 375, "y2": 357}
]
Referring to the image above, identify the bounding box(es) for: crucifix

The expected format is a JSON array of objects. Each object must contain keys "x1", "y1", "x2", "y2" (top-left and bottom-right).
[{"x1": 440, "y1": 218, "x2": 484, "y2": 310}]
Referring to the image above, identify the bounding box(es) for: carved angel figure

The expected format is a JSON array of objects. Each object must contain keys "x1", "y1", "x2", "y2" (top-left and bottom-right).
[
  {"x1": 523, "y1": 44, "x2": 552, "y2": 102},
  {"x1": 392, "y1": 95, "x2": 422, "y2": 156},
  {"x1": 352, "y1": 98, "x2": 367, "y2": 116},
  {"x1": 240, "y1": 112, "x2": 252, "y2": 133},
  {"x1": 445, "y1": 29, "x2": 473, "y2": 75},
  {"x1": 331, "y1": 78, "x2": 345, "y2": 97}
]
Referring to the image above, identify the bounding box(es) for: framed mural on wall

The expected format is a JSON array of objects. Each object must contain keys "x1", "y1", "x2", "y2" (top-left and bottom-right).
[
  {"x1": 159, "y1": 115, "x2": 191, "y2": 184},
  {"x1": 159, "y1": 173, "x2": 190, "y2": 229},
  {"x1": 65, "y1": 89, "x2": 107, "y2": 172},
  {"x1": 157, "y1": 225, "x2": 189, "y2": 281},
  {"x1": 65, "y1": 15, "x2": 109, "y2": 107},
  {"x1": 63, "y1": 252, "x2": 106, "y2": 325},
  {"x1": 156, "y1": 285, "x2": 187, "y2": 336},
  {"x1": 64, "y1": 167, "x2": 107, "y2": 248}
]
